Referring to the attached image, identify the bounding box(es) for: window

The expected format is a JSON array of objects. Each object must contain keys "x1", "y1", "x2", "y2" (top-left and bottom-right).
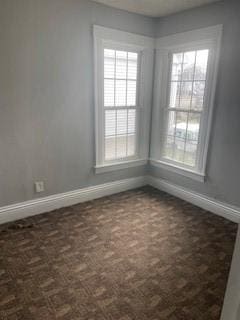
[
  {"x1": 104, "y1": 49, "x2": 138, "y2": 161},
  {"x1": 163, "y1": 49, "x2": 209, "y2": 167},
  {"x1": 94, "y1": 25, "x2": 154, "y2": 173},
  {"x1": 150, "y1": 25, "x2": 222, "y2": 181}
]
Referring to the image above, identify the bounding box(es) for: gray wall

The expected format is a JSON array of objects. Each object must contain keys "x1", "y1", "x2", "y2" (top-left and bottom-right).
[
  {"x1": 150, "y1": 0, "x2": 240, "y2": 207},
  {"x1": 0, "y1": 0, "x2": 155, "y2": 206},
  {"x1": 1, "y1": 0, "x2": 240, "y2": 209}
]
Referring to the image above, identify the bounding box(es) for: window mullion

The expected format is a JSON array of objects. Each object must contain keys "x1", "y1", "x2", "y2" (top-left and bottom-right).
[
  {"x1": 167, "y1": 107, "x2": 202, "y2": 113},
  {"x1": 104, "y1": 106, "x2": 137, "y2": 110}
]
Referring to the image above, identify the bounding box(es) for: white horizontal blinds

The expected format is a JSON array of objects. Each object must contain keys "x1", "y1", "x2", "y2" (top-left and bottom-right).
[
  {"x1": 104, "y1": 48, "x2": 138, "y2": 161},
  {"x1": 163, "y1": 49, "x2": 209, "y2": 167}
]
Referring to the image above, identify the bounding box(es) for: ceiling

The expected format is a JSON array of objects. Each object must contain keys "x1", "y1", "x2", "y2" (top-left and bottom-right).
[{"x1": 92, "y1": 0, "x2": 221, "y2": 17}]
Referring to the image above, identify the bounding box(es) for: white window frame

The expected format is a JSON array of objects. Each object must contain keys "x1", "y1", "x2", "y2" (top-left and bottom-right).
[
  {"x1": 150, "y1": 25, "x2": 222, "y2": 182},
  {"x1": 94, "y1": 25, "x2": 154, "y2": 174}
]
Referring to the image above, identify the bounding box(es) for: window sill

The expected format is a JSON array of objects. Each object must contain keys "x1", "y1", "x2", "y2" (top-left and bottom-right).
[
  {"x1": 150, "y1": 159, "x2": 205, "y2": 182},
  {"x1": 95, "y1": 159, "x2": 148, "y2": 174}
]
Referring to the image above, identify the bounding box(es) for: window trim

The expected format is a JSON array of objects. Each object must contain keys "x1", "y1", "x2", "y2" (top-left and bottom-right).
[
  {"x1": 149, "y1": 159, "x2": 205, "y2": 182},
  {"x1": 150, "y1": 25, "x2": 222, "y2": 181},
  {"x1": 95, "y1": 159, "x2": 148, "y2": 174},
  {"x1": 94, "y1": 25, "x2": 154, "y2": 173}
]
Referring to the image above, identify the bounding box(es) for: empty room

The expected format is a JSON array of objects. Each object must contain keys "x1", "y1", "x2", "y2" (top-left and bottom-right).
[{"x1": 1, "y1": 0, "x2": 240, "y2": 319}]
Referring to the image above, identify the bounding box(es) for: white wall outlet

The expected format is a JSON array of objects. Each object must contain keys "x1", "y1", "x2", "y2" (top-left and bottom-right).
[{"x1": 34, "y1": 181, "x2": 45, "y2": 193}]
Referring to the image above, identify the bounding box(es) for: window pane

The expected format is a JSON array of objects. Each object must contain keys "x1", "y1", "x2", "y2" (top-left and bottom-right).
[
  {"x1": 127, "y1": 109, "x2": 136, "y2": 156},
  {"x1": 184, "y1": 140, "x2": 198, "y2": 166},
  {"x1": 166, "y1": 110, "x2": 176, "y2": 136},
  {"x1": 116, "y1": 51, "x2": 127, "y2": 59},
  {"x1": 192, "y1": 81, "x2": 205, "y2": 110},
  {"x1": 127, "y1": 80, "x2": 137, "y2": 106},
  {"x1": 195, "y1": 49, "x2": 209, "y2": 80},
  {"x1": 128, "y1": 109, "x2": 136, "y2": 134},
  {"x1": 116, "y1": 51, "x2": 127, "y2": 79},
  {"x1": 169, "y1": 81, "x2": 181, "y2": 108},
  {"x1": 182, "y1": 51, "x2": 196, "y2": 81},
  {"x1": 105, "y1": 110, "x2": 116, "y2": 137},
  {"x1": 105, "y1": 137, "x2": 116, "y2": 160},
  {"x1": 179, "y1": 81, "x2": 192, "y2": 109},
  {"x1": 173, "y1": 138, "x2": 185, "y2": 163},
  {"x1": 115, "y1": 80, "x2": 126, "y2": 106},
  {"x1": 116, "y1": 110, "x2": 127, "y2": 157},
  {"x1": 175, "y1": 112, "x2": 188, "y2": 140},
  {"x1": 116, "y1": 110, "x2": 127, "y2": 135},
  {"x1": 163, "y1": 136, "x2": 174, "y2": 159},
  {"x1": 104, "y1": 49, "x2": 115, "y2": 58},
  {"x1": 116, "y1": 135, "x2": 127, "y2": 158},
  {"x1": 128, "y1": 52, "x2": 138, "y2": 60},
  {"x1": 164, "y1": 108, "x2": 200, "y2": 167},
  {"x1": 104, "y1": 79, "x2": 114, "y2": 107},
  {"x1": 187, "y1": 113, "x2": 200, "y2": 141},
  {"x1": 171, "y1": 53, "x2": 183, "y2": 81},
  {"x1": 104, "y1": 56, "x2": 115, "y2": 78},
  {"x1": 104, "y1": 109, "x2": 137, "y2": 160},
  {"x1": 104, "y1": 49, "x2": 115, "y2": 79},
  {"x1": 128, "y1": 57, "x2": 137, "y2": 80},
  {"x1": 172, "y1": 112, "x2": 187, "y2": 163},
  {"x1": 127, "y1": 134, "x2": 136, "y2": 156}
]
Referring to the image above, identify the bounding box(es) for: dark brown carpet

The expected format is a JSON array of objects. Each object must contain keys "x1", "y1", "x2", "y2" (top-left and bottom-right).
[{"x1": 0, "y1": 186, "x2": 237, "y2": 320}]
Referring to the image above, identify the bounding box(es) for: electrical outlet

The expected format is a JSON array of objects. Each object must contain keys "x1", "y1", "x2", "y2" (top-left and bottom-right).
[{"x1": 34, "y1": 181, "x2": 45, "y2": 193}]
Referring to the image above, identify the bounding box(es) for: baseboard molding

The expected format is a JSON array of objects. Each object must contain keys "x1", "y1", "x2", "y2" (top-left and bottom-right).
[
  {"x1": 0, "y1": 176, "x2": 146, "y2": 225},
  {"x1": 147, "y1": 176, "x2": 240, "y2": 223},
  {"x1": 1, "y1": 175, "x2": 239, "y2": 225}
]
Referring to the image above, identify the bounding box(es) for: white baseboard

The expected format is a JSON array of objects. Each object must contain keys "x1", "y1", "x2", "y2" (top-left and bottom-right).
[
  {"x1": 0, "y1": 176, "x2": 146, "y2": 225},
  {"x1": 147, "y1": 176, "x2": 240, "y2": 223},
  {"x1": 1, "y1": 175, "x2": 239, "y2": 225}
]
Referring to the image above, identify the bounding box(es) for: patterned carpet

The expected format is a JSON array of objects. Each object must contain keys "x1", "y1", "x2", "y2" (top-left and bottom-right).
[{"x1": 0, "y1": 186, "x2": 237, "y2": 320}]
